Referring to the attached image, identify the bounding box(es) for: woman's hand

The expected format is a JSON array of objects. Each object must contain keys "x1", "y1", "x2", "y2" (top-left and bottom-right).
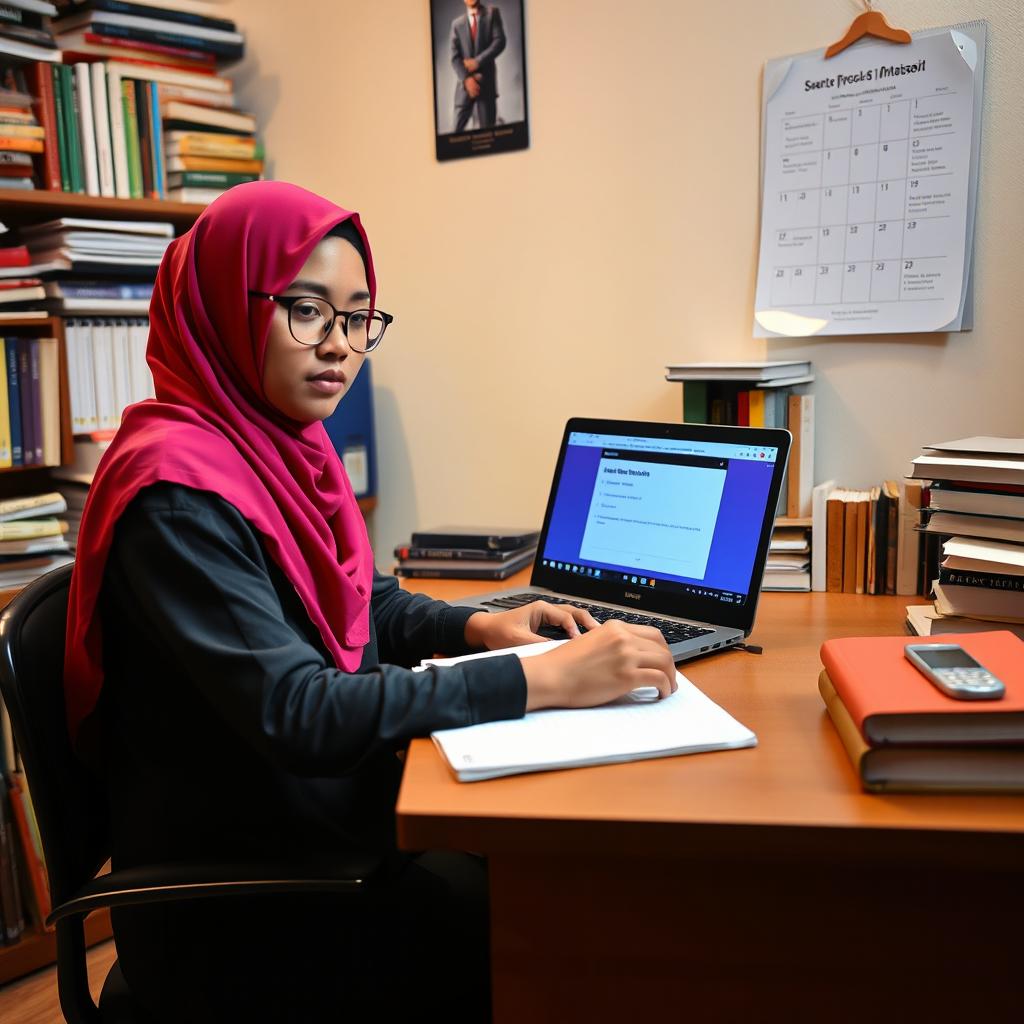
[
  {"x1": 464, "y1": 602, "x2": 599, "y2": 651},
  {"x1": 522, "y1": 621, "x2": 678, "y2": 711}
]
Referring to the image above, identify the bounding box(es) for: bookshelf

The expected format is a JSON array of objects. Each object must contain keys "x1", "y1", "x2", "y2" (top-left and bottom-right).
[
  {"x1": 0, "y1": 191, "x2": 205, "y2": 987},
  {"x1": 0, "y1": 188, "x2": 205, "y2": 229}
]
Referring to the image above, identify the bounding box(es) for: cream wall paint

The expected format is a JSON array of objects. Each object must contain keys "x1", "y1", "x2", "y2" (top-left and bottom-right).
[{"x1": 222, "y1": 0, "x2": 1024, "y2": 559}]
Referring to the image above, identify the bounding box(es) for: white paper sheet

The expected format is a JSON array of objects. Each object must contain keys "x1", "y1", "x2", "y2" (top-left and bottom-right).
[{"x1": 423, "y1": 641, "x2": 757, "y2": 782}]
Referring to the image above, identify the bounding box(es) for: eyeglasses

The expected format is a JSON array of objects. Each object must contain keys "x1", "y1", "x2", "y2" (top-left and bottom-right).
[{"x1": 249, "y1": 291, "x2": 394, "y2": 352}]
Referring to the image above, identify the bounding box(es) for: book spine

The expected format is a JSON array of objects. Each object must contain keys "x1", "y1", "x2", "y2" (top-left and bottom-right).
[
  {"x1": 0, "y1": 784, "x2": 27, "y2": 944},
  {"x1": 63, "y1": 63, "x2": 85, "y2": 193},
  {"x1": 16, "y1": 340, "x2": 35, "y2": 468},
  {"x1": 29, "y1": 60, "x2": 62, "y2": 190},
  {"x1": 90, "y1": 59, "x2": 116, "y2": 198},
  {"x1": 28, "y1": 338, "x2": 43, "y2": 466},
  {"x1": 0, "y1": 348, "x2": 10, "y2": 469},
  {"x1": 85, "y1": 0, "x2": 238, "y2": 33},
  {"x1": 74, "y1": 61, "x2": 101, "y2": 196},
  {"x1": 122, "y1": 77, "x2": 142, "y2": 199},
  {"x1": 85, "y1": 21, "x2": 244, "y2": 59},
  {"x1": 6, "y1": 776, "x2": 51, "y2": 928},
  {"x1": 149, "y1": 79, "x2": 164, "y2": 198},
  {"x1": 938, "y1": 569, "x2": 1024, "y2": 592},
  {"x1": 394, "y1": 563, "x2": 525, "y2": 581},
  {"x1": 134, "y1": 77, "x2": 154, "y2": 198},
  {"x1": 394, "y1": 546, "x2": 516, "y2": 562},
  {"x1": 51, "y1": 63, "x2": 71, "y2": 191},
  {"x1": 107, "y1": 67, "x2": 131, "y2": 199},
  {"x1": 4, "y1": 341, "x2": 22, "y2": 467},
  {"x1": 39, "y1": 337, "x2": 61, "y2": 467}
]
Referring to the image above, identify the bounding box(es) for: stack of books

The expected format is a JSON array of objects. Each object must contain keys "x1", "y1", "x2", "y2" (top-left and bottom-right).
[
  {"x1": 0, "y1": 1, "x2": 259, "y2": 200},
  {"x1": 906, "y1": 436, "x2": 1024, "y2": 634},
  {"x1": 0, "y1": 0, "x2": 60, "y2": 68},
  {"x1": 1, "y1": 59, "x2": 51, "y2": 189},
  {"x1": 0, "y1": 490, "x2": 74, "y2": 589},
  {"x1": 664, "y1": 360, "x2": 814, "y2": 519},
  {"x1": 19, "y1": 215, "x2": 172, "y2": 276},
  {"x1": 763, "y1": 524, "x2": 810, "y2": 591},
  {"x1": 819, "y1": 630, "x2": 1024, "y2": 793},
  {"x1": 0, "y1": 240, "x2": 45, "y2": 312},
  {"x1": 394, "y1": 526, "x2": 539, "y2": 581}
]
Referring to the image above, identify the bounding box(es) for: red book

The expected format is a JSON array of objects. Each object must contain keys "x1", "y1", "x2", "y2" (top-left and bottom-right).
[
  {"x1": 81, "y1": 30, "x2": 216, "y2": 66},
  {"x1": 736, "y1": 390, "x2": 749, "y2": 427},
  {"x1": 26, "y1": 61, "x2": 62, "y2": 192},
  {"x1": 820, "y1": 631, "x2": 1024, "y2": 745},
  {"x1": 0, "y1": 246, "x2": 30, "y2": 268},
  {"x1": 7, "y1": 774, "x2": 51, "y2": 928}
]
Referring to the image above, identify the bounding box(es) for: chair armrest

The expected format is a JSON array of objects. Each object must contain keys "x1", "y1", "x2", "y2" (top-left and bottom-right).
[{"x1": 46, "y1": 854, "x2": 382, "y2": 927}]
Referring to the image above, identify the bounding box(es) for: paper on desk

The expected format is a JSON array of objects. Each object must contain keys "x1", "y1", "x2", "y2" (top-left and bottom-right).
[{"x1": 421, "y1": 641, "x2": 757, "y2": 782}]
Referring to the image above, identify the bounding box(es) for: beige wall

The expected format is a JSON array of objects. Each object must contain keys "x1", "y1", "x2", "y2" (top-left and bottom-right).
[{"x1": 222, "y1": 0, "x2": 1024, "y2": 559}]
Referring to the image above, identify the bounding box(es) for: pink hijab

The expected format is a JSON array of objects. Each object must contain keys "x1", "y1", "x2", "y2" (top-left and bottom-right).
[{"x1": 64, "y1": 181, "x2": 376, "y2": 746}]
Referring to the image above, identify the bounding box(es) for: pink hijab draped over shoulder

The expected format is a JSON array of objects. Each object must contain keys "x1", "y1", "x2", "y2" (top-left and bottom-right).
[{"x1": 64, "y1": 181, "x2": 376, "y2": 746}]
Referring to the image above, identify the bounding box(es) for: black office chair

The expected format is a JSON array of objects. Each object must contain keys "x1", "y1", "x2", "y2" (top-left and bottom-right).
[{"x1": 0, "y1": 564, "x2": 381, "y2": 1024}]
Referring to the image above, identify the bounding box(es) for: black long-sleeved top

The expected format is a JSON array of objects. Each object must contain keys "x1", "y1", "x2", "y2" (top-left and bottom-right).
[{"x1": 98, "y1": 482, "x2": 527, "y2": 870}]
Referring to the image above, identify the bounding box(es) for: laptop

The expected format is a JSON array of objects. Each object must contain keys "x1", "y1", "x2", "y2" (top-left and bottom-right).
[{"x1": 452, "y1": 417, "x2": 791, "y2": 661}]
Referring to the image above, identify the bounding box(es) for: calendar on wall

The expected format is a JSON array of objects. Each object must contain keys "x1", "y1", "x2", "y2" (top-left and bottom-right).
[{"x1": 753, "y1": 24, "x2": 986, "y2": 338}]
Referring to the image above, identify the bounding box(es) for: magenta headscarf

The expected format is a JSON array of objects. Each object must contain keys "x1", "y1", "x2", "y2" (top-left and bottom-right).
[{"x1": 64, "y1": 181, "x2": 376, "y2": 746}]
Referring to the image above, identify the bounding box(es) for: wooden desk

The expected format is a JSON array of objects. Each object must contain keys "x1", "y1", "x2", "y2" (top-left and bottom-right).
[{"x1": 396, "y1": 573, "x2": 1024, "y2": 1022}]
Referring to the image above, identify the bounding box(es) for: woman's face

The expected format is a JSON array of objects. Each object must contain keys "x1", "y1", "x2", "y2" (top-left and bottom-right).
[{"x1": 261, "y1": 236, "x2": 369, "y2": 424}]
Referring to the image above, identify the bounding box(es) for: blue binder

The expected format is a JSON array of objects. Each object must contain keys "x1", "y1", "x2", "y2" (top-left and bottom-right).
[{"x1": 323, "y1": 359, "x2": 377, "y2": 499}]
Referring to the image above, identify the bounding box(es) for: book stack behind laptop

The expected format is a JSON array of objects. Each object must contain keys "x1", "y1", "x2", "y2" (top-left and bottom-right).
[
  {"x1": 819, "y1": 631, "x2": 1024, "y2": 793},
  {"x1": 393, "y1": 526, "x2": 539, "y2": 581},
  {"x1": 762, "y1": 523, "x2": 810, "y2": 591}
]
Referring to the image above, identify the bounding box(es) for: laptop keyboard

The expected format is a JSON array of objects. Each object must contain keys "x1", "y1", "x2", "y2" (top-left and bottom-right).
[{"x1": 479, "y1": 593, "x2": 715, "y2": 645}]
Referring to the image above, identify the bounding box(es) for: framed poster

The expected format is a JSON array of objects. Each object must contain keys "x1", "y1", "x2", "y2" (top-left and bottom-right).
[{"x1": 430, "y1": 0, "x2": 530, "y2": 161}]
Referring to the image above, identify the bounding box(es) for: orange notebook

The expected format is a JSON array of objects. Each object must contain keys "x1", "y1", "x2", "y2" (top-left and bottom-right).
[{"x1": 819, "y1": 631, "x2": 1024, "y2": 745}]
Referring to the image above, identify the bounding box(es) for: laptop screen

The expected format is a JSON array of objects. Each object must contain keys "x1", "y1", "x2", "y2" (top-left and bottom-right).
[{"x1": 538, "y1": 427, "x2": 784, "y2": 609}]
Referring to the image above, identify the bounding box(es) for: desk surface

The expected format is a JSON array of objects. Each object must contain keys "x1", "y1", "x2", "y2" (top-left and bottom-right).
[{"x1": 396, "y1": 571, "x2": 1024, "y2": 866}]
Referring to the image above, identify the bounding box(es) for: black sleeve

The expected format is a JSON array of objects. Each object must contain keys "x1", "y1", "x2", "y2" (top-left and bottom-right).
[
  {"x1": 370, "y1": 569, "x2": 480, "y2": 668},
  {"x1": 103, "y1": 487, "x2": 527, "y2": 778}
]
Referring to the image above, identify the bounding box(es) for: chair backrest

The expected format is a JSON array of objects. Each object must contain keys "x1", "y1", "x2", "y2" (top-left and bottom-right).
[{"x1": 0, "y1": 564, "x2": 109, "y2": 911}]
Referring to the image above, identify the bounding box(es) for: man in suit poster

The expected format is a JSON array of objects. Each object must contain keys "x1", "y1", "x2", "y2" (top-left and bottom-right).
[{"x1": 431, "y1": 0, "x2": 529, "y2": 161}]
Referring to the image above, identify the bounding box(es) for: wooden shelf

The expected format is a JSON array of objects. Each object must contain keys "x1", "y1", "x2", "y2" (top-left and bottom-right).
[
  {"x1": 0, "y1": 910, "x2": 112, "y2": 986},
  {"x1": 0, "y1": 189, "x2": 205, "y2": 229}
]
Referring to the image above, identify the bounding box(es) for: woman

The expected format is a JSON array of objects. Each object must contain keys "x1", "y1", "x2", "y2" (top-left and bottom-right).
[{"x1": 64, "y1": 181, "x2": 675, "y2": 1022}]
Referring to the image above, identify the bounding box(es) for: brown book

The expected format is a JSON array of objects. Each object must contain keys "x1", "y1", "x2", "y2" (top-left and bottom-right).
[
  {"x1": 842, "y1": 497, "x2": 859, "y2": 593},
  {"x1": 27, "y1": 61, "x2": 62, "y2": 191},
  {"x1": 826, "y1": 488, "x2": 846, "y2": 593},
  {"x1": 819, "y1": 669, "x2": 1024, "y2": 793}
]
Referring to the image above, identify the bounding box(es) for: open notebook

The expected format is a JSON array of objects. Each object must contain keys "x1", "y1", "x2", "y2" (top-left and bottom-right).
[{"x1": 418, "y1": 641, "x2": 757, "y2": 782}]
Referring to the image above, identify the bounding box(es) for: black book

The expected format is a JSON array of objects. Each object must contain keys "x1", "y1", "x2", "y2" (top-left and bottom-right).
[
  {"x1": 394, "y1": 542, "x2": 534, "y2": 562},
  {"x1": 938, "y1": 568, "x2": 1024, "y2": 592},
  {"x1": 395, "y1": 547, "x2": 536, "y2": 580},
  {"x1": 409, "y1": 526, "x2": 540, "y2": 552},
  {"x1": 53, "y1": 0, "x2": 238, "y2": 33}
]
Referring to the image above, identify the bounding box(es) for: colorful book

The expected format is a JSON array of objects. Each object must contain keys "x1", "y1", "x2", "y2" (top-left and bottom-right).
[
  {"x1": 121, "y1": 76, "x2": 142, "y2": 199},
  {"x1": 0, "y1": 346, "x2": 10, "y2": 468},
  {"x1": 4, "y1": 339, "x2": 21, "y2": 466}
]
